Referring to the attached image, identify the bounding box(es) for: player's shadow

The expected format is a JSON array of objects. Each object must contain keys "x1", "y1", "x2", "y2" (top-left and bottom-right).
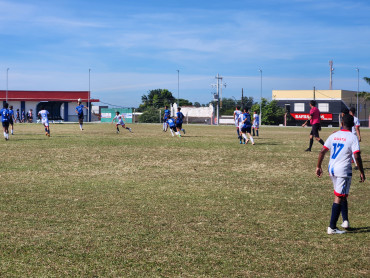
[{"x1": 345, "y1": 227, "x2": 370, "y2": 233}]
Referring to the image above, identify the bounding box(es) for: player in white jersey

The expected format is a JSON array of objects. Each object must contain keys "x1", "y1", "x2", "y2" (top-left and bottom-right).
[
  {"x1": 38, "y1": 108, "x2": 50, "y2": 137},
  {"x1": 112, "y1": 111, "x2": 132, "y2": 133},
  {"x1": 252, "y1": 111, "x2": 259, "y2": 137},
  {"x1": 316, "y1": 114, "x2": 365, "y2": 235},
  {"x1": 349, "y1": 107, "x2": 361, "y2": 142},
  {"x1": 233, "y1": 106, "x2": 242, "y2": 143}
]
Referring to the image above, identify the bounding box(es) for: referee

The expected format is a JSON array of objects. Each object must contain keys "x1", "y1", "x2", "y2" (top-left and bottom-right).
[{"x1": 302, "y1": 100, "x2": 325, "y2": 151}]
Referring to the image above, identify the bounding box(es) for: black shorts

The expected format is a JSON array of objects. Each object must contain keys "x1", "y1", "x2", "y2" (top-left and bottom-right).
[
  {"x1": 9, "y1": 120, "x2": 13, "y2": 125},
  {"x1": 2, "y1": 122, "x2": 9, "y2": 128},
  {"x1": 170, "y1": 126, "x2": 177, "y2": 132},
  {"x1": 310, "y1": 123, "x2": 321, "y2": 138},
  {"x1": 78, "y1": 113, "x2": 84, "y2": 124},
  {"x1": 176, "y1": 122, "x2": 182, "y2": 129},
  {"x1": 241, "y1": 126, "x2": 251, "y2": 134}
]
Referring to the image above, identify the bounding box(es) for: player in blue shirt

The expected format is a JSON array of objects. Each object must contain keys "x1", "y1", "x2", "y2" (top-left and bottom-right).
[
  {"x1": 76, "y1": 99, "x2": 88, "y2": 131},
  {"x1": 0, "y1": 103, "x2": 10, "y2": 140},
  {"x1": 166, "y1": 117, "x2": 178, "y2": 137},
  {"x1": 163, "y1": 105, "x2": 171, "y2": 132},
  {"x1": 8, "y1": 105, "x2": 15, "y2": 135},
  {"x1": 240, "y1": 109, "x2": 255, "y2": 145},
  {"x1": 175, "y1": 107, "x2": 186, "y2": 137}
]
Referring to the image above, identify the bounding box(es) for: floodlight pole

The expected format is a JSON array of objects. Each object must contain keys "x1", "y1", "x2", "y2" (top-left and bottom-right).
[
  {"x1": 6, "y1": 68, "x2": 9, "y2": 102},
  {"x1": 88, "y1": 68, "x2": 91, "y2": 122},
  {"x1": 177, "y1": 70, "x2": 179, "y2": 106},
  {"x1": 259, "y1": 69, "x2": 262, "y2": 125},
  {"x1": 356, "y1": 68, "x2": 359, "y2": 118}
]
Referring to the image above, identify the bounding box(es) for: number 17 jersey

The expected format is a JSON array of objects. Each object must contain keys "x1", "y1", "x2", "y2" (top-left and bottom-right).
[{"x1": 323, "y1": 130, "x2": 360, "y2": 177}]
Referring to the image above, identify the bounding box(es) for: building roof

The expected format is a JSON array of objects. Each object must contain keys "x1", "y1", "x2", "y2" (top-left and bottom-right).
[{"x1": 0, "y1": 90, "x2": 99, "y2": 102}]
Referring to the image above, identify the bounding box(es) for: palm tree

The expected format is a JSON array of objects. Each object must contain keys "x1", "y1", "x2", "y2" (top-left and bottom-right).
[{"x1": 360, "y1": 77, "x2": 370, "y2": 101}]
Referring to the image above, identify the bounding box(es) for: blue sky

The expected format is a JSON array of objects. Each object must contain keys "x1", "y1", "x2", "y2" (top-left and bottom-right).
[{"x1": 1, "y1": 0, "x2": 370, "y2": 107}]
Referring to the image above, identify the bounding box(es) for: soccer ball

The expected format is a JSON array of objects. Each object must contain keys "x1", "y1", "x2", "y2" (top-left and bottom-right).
[{"x1": 78, "y1": 98, "x2": 81, "y2": 102}]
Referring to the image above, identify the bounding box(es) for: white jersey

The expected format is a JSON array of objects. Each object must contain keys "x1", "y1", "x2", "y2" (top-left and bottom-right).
[
  {"x1": 113, "y1": 114, "x2": 125, "y2": 124},
  {"x1": 38, "y1": 110, "x2": 49, "y2": 123},
  {"x1": 234, "y1": 110, "x2": 242, "y2": 127},
  {"x1": 324, "y1": 130, "x2": 360, "y2": 177},
  {"x1": 352, "y1": 116, "x2": 360, "y2": 135},
  {"x1": 253, "y1": 113, "x2": 259, "y2": 127}
]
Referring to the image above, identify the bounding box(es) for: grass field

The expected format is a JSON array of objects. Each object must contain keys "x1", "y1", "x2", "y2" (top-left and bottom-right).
[{"x1": 0, "y1": 123, "x2": 369, "y2": 277}]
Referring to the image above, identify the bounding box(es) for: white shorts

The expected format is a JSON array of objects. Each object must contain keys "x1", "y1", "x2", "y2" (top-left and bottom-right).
[
  {"x1": 42, "y1": 120, "x2": 49, "y2": 127},
  {"x1": 235, "y1": 120, "x2": 239, "y2": 127},
  {"x1": 253, "y1": 123, "x2": 259, "y2": 128},
  {"x1": 330, "y1": 176, "x2": 351, "y2": 197},
  {"x1": 117, "y1": 120, "x2": 125, "y2": 126}
]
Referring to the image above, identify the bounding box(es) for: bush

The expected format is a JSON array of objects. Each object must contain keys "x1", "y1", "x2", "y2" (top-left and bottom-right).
[{"x1": 139, "y1": 107, "x2": 160, "y2": 123}]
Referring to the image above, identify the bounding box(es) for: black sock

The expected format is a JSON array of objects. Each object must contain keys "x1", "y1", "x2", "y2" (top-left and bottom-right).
[
  {"x1": 117, "y1": 127, "x2": 119, "y2": 131},
  {"x1": 256, "y1": 130, "x2": 259, "y2": 136},
  {"x1": 252, "y1": 129, "x2": 255, "y2": 136},
  {"x1": 319, "y1": 139, "x2": 325, "y2": 145},
  {"x1": 309, "y1": 138, "x2": 313, "y2": 150},
  {"x1": 341, "y1": 198, "x2": 348, "y2": 222},
  {"x1": 126, "y1": 127, "x2": 130, "y2": 130},
  {"x1": 330, "y1": 203, "x2": 341, "y2": 229}
]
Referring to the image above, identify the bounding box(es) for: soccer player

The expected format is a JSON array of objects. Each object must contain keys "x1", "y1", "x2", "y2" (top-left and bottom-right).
[
  {"x1": 76, "y1": 100, "x2": 88, "y2": 131},
  {"x1": 163, "y1": 105, "x2": 171, "y2": 132},
  {"x1": 16, "y1": 109, "x2": 20, "y2": 123},
  {"x1": 112, "y1": 111, "x2": 132, "y2": 133},
  {"x1": 302, "y1": 100, "x2": 325, "y2": 151},
  {"x1": 8, "y1": 105, "x2": 15, "y2": 135},
  {"x1": 0, "y1": 103, "x2": 10, "y2": 140},
  {"x1": 38, "y1": 107, "x2": 50, "y2": 137},
  {"x1": 252, "y1": 110, "x2": 259, "y2": 137},
  {"x1": 240, "y1": 108, "x2": 255, "y2": 145},
  {"x1": 349, "y1": 107, "x2": 361, "y2": 142},
  {"x1": 233, "y1": 106, "x2": 242, "y2": 142},
  {"x1": 175, "y1": 107, "x2": 185, "y2": 136},
  {"x1": 166, "y1": 117, "x2": 178, "y2": 137},
  {"x1": 316, "y1": 114, "x2": 365, "y2": 234}
]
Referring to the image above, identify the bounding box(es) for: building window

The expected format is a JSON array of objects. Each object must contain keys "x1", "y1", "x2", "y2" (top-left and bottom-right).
[
  {"x1": 318, "y1": 103, "x2": 329, "y2": 112},
  {"x1": 294, "y1": 103, "x2": 305, "y2": 112}
]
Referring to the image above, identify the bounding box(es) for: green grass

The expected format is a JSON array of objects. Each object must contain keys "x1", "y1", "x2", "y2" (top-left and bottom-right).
[{"x1": 0, "y1": 123, "x2": 369, "y2": 277}]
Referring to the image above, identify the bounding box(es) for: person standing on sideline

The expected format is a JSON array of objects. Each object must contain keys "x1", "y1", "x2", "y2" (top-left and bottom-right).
[
  {"x1": 0, "y1": 103, "x2": 10, "y2": 140},
  {"x1": 8, "y1": 106, "x2": 15, "y2": 135},
  {"x1": 175, "y1": 107, "x2": 185, "y2": 136},
  {"x1": 233, "y1": 106, "x2": 242, "y2": 142},
  {"x1": 16, "y1": 109, "x2": 20, "y2": 123},
  {"x1": 163, "y1": 105, "x2": 171, "y2": 132},
  {"x1": 112, "y1": 111, "x2": 132, "y2": 133},
  {"x1": 316, "y1": 114, "x2": 365, "y2": 234},
  {"x1": 252, "y1": 111, "x2": 259, "y2": 137},
  {"x1": 38, "y1": 107, "x2": 51, "y2": 137},
  {"x1": 302, "y1": 100, "x2": 325, "y2": 151},
  {"x1": 76, "y1": 99, "x2": 88, "y2": 131}
]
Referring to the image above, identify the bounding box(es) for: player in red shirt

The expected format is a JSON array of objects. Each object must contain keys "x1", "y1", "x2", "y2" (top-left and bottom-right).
[{"x1": 302, "y1": 100, "x2": 325, "y2": 151}]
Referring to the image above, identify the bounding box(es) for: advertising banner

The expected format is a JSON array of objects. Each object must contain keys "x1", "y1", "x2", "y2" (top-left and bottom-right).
[{"x1": 290, "y1": 113, "x2": 333, "y2": 121}]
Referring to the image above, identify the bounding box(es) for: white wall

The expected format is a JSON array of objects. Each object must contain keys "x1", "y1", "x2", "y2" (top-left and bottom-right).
[{"x1": 171, "y1": 103, "x2": 214, "y2": 118}]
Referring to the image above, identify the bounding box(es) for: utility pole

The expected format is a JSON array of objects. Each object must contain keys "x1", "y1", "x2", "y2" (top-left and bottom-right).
[
  {"x1": 313, "y1": 86, "x2": 316, "y2": 100},
  {"x1": 241, "y1": 88, "x2": 244, "y2": 110}
]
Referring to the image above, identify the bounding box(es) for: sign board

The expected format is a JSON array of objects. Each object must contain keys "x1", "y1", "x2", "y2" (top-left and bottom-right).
[
  {"x1": 100, "y1": 108, "x2": 133, "y2": 123},
  {"x1": 290, "y1": 113, "x2": 333, "y2": 121}
]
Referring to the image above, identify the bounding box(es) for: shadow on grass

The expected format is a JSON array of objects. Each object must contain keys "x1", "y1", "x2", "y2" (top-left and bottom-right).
[{"x1": 346, "y1": 227, "x2": 370, "y2": 233}]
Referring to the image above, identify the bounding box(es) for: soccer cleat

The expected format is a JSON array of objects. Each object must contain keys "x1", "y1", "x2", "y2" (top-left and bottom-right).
[
  {"x1": 245, "y1": 139, "x2": 249, "y2": 144},
  {"x1": 252, "y1": 142, "x2": 255, "y2": 145},
  {"x1": 239, "y1": 140, "x2": 242, "y2": 144},
  {"x1": 129, "y1": 128, "x2": 132, "y2": 132},
  {"x1": 305, "y1": 148, "x2": 311, "y2": 152},
  {"x1": 327, "y1": 227, "x2": 346, "y2": 234},
  {"x1": 341, "y1": 220, "x2": 350, "y2": 229},
  {"x1": 116, "y1": 130, "x2": 119, "y2": 134},
  {"x1": 47, "y1": 133, "x2": 50, "y2": 137}
]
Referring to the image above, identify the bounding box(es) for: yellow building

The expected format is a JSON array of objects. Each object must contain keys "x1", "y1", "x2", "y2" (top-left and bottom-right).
[{"x1": 272, "y1": 89, "x2": 369, "y2": 127}]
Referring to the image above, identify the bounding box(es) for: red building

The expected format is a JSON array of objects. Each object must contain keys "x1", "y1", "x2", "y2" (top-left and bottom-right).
[{"x1": 0, "y1": 90, "x2": 99, "y2": 122}]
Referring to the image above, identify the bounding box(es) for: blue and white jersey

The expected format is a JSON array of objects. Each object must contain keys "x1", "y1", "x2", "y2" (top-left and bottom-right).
[
  {"x1": 167, "y1": 118, "x2": 176, "y2": 128},
  {"x1": 8, "y1": 109, "x2": 14, "y2": 121},
  {"x1": 164, "y1": 109, "x2": 171, "y2": 120},
  {"x1": 176, "y1": 112, "x2": 184, "y2": 124},
  {"x1": 241, "y1": 112, "x2": 251, "y2": 128},
  {"x1": 0, "y1": 108, "x2": 9, "y2": 122},
  {"x1": 76, "y1": 105, "x2": 85, "y2": 115},
  {"x1": 324, "y1": 130, "x2": 360, "y2": 177},
  {"x1": 113, "y1": 114, "x2": 125, "y2": 125},
  {"x1": 234, "y1": 110, "x2": 242, "y2": 127},
  {"x1": 38, "y1": 110, "x2": 49, "y2": 122}
]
